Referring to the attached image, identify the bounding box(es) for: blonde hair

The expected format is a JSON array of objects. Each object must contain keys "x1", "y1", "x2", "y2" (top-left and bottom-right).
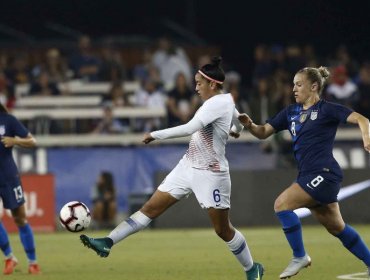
[{"x1": 297, "y1": 66, "x2": 330, "y2": 95}]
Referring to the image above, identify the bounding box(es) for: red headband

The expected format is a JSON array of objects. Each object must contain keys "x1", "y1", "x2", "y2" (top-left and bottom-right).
[{"x1": 198, "y1": 70, "x2": 223, "y2": 84}]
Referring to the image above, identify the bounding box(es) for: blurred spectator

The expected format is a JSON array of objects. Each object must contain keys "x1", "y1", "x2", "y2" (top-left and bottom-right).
[
  {"x1": 28, "y1": 71, "x2": 61, "y2": 96},
  {"x1": 98, "y1": 40, "x2": 127, "y2": 82},
  {"x1": 151, "y1": 36, "x2": 192, "y2": 90},
  {"x1": 330, "y1": 45, "x2": 359, "y2": 79},
  {"x1": 355, "y1": 63, "x2": 370, "y2": 119},
  {"x1": 132, "y1": 48, "x2": 153, "y2": 84},
  {"x1": 32, "y1": 48, "x2": 70, "y2": 84},
  {"x1": 302, "y1": 44, "x2": 319, "y2": 67},
  {"x1": 68, "y1": 35, "x2": 101, "y2": 82},
  {"x1": 91, "y1": 101, "x2": 129, "y2": 134},
  {"x1": 324, "y1": 65, "x2": 359, "y2": 108},
  {"x1": 272, "y1": 80, "x2": 295, "y2": 168},
  {"x1": 91, "y1": 171, "x2": 117, "y2": 229},
  {"x1": 270, "y1": 44, "x2": 286, "y2": 74},
  {"x1": 0, "y1": 70, "x2": 16, "y2": 110},
  {"x1": 152, "y1": 36, "x2": 191, "y2": 71},
  {"x1": 249, "y1": 78, "x2": 276, "y2": 124},
  {"x1": 102, "y1": 82, "x2": 131, "y2": 107},
  {"x1": 5, "y1": 53, "x2": 32, "y2": 85},
  {"x1": 224, "y1": 71, "x2": 251, "y2": 115},
  {"x1": 166, "y1": 72, "x2": 201, "y2": 127},
  {"x1": 252, "y1": 44, "x2": 273, "y2": 87},
  {"x1": 284, "y1": 44, "x2": 305, "y2": 74},
  {"x1": 133, "y1": 78, "x2": 167, "y2": 132}
]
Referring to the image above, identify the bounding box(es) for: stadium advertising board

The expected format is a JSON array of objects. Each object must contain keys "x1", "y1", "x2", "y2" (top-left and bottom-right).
[{"x1": 0, "y1": 174, "x2": 55, "y2": 233}]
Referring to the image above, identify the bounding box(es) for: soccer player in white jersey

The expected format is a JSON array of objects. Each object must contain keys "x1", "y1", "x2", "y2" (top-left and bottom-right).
[{"x1": 81, "y1": 56, "x2": 264, "y2": 280}]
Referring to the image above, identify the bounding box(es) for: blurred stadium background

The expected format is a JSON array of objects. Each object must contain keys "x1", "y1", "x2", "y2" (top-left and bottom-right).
[{"x1": 0, "y1": 1, "x2": 369, "y2": 279}]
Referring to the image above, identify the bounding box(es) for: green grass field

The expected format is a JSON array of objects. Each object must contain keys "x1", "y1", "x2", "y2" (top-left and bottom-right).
[{"x1": 5, "y1": 225, "x2": 370, "y2": 279}]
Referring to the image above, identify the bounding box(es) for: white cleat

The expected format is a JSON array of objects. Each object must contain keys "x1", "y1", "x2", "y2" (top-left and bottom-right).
[{"x1": 279, "y1": 254, "x2": 311, "y2": 279}]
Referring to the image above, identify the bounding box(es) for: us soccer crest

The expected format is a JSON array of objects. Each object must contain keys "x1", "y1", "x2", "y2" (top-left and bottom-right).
[
  {"x1": 0, "y1": 125, "x2": 5, "y2": 136},
  {"x1": 299, "y1": 113, "x2": 307, "y2": 123},
  {"x1": 310, "y1": 111, "x2": 318, "y2": 120}
]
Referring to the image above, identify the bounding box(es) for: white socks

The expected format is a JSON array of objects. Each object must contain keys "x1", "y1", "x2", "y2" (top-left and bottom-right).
[
  {"x1": 226, "y1": 229, "x2": 253, "y2": 271},
  {"x1": 108, "y1": 211, "x2": 152, "y2": 244}
]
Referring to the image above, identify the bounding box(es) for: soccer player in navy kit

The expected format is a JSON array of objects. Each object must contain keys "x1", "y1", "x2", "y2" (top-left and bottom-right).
[
  {"x1": 237, "y1": 66, "x2": 370, "y2": 279},
  {"x1": 0, "y1": 103, "x2": 41, "y2": 275}
]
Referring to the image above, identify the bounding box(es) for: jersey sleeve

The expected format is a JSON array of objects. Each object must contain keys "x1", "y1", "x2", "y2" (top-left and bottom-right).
[
  {"x1": 151, "y1": 113, "x2": 204, "y2": 140},
  {"x1": 230, "y1": 108, "x2": 244, "y2": 134},
  {"x1": 9, "y1": 115, "x2": 29, "y2": 137},
  {"x1": 326, "y1": 102, "x2": 354, "y2": 123},
  {"x1": 266, "y1": 107, "x2": 289, "y2": 132}
]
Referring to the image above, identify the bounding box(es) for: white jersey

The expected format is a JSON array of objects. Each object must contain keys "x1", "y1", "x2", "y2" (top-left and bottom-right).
[
  {"x1": 185, "y1": 93, "x2": 234, "y2": 171},
  {"x1": 152, "y1": 93, "x2": 241, "y2": 172}
]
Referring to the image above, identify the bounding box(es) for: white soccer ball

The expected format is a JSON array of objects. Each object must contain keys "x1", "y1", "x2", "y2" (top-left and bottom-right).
[{"x1": 59, "y1": 201, "x2": 91, "y2": 232}]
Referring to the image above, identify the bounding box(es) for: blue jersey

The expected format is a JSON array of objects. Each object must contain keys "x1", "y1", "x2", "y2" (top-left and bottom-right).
[
  {"x1": 267, "y1": 100, "x2": 353, "y2": 178},
  {"x1": 0, "y1": 112, "x2": 29, "y2": 184}
]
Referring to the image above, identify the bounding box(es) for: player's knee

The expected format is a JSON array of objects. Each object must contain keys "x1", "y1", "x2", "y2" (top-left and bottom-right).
[
  {"x1": 13, "y1": 216, "x2": 27, "y2": 226},
  {"x1": 274, "y1": 197, "x2": 287, "y2": 212},
  {"x1": 324, "y1": 221, "x2": 345, "y2": 235}
]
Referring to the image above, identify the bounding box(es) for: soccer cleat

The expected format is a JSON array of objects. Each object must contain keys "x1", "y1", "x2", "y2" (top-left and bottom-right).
[
  {"x1": 28, "y1": 263, "x2": 41, "y2": 274},
  {"x1": 3, "y1": 257, "x2": 18, "y2": 275},
  {"x1": 279, "y1": 254, "x2": 311, "y2": 279},
  {"x1": 246, "y1": 262, "x2": 264, "y2": 280},
  {"x1": 80, "y1": 234, "x2": 112, "y2": 258}
]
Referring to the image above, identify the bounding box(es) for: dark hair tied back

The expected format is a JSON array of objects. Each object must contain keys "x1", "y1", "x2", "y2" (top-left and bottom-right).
[
  {"x1": 211, "y1": 56, "x2": 222, "y2": 68},
  {"x1": 199, "y1": 56, "x2": 225, "y2": 86}
]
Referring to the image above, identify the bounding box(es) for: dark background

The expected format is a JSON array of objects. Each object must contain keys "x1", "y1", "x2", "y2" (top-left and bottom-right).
[{"x1": 1, "y1": 0, "x2": 370, "y2": 81}]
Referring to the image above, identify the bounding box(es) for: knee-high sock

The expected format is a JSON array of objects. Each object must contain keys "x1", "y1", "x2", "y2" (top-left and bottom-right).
[
  {"x1": 336, "y1": 224, "x2": 370, "y2": 266},
  {"x1": 276, "y1": 210, "x2": 306, "y2": 258},
  {"x1": 18, "y1": 224, "x2": 36, "y2": 262},
  {"x1": 0, "y1": 222, "x2": 12, "y2": 257},
  {"x1": 108, "y1": 211, "x2": 152, "y2": 244},
  {"x1": 226, "y1": 229, "x2": 253, "y2": 271}
]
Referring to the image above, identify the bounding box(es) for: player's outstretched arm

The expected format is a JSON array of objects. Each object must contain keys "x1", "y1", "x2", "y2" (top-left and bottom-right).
[
  {"x1": 238, "y1": 113, "x2": 275, "y2": 139},
  {"x1": 347, "y1": 112, "x2": 370, "y2": 152}
]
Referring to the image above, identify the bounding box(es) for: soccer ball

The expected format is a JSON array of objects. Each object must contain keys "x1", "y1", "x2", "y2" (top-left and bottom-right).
[{"x1": 59, "y1": 201, "x2": 91, "y2": 232}]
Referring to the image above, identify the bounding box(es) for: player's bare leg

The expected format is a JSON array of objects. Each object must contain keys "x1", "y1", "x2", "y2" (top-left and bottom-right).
[
  {"x1": 81, "y1": 190, "x2": 178, "y2": 257},
  {"x1": 208, "y1": 208, "x2": 264, "y2": 279}
]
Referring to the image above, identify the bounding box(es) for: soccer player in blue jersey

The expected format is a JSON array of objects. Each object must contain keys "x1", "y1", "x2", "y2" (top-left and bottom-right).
[
  {"x1": 0, "y1": 103, "x2": 41, "y2": 275},
  {"x1": 237, "y1": 66, "x2": 370, "y2": 279}
]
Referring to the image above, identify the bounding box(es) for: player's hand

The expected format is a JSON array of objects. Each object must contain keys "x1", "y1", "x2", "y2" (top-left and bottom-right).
[
  {"x1": 142, "y1": 133, "x2": 155, "y2": 144},
  {"x1": 1, "y1": 136, "x2": 16, "y2": 148},
  {"x1": 229, "y1": 131, "x2": 240, "y2": 138},
  {"x1": 238, "y1": 113, "x2": 253, "y2": 129}
]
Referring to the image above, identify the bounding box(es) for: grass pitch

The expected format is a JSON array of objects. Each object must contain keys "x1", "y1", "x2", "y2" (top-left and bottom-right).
[{"x1": 6, "y1": 225, "x2": 370, "y2": 279}]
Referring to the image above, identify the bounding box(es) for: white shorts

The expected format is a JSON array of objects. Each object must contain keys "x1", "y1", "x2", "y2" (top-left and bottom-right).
[{"x1": 158, "y1": 158, "x2": 231, "y2": 209}]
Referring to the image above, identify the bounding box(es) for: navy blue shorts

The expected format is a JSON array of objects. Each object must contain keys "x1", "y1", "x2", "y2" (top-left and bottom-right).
[
  {"x1": 296, "y1": 172, "x2": 341, "y2": 204},
  {"x1": 0, "y1": 178, "x2": 25, "y2": 210}
]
